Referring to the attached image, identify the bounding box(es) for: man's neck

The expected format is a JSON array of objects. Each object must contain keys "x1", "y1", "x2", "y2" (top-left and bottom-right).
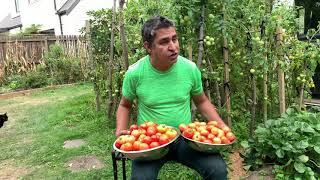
[{"x1": 149, "y1": 56, "x2": 172, "y2": 71}]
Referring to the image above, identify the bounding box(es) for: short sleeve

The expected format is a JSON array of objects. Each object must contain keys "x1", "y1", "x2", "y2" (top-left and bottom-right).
[
  {"x1": 122, "y1": 71, "x2": 137, "y2": 101},
  {"x1": 190, "y1": 66, "x2": 203, "y2": 96}
]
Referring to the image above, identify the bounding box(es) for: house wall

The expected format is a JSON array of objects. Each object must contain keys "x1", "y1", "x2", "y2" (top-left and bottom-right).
[
  {"x1": 0, "y1": 0, "x2": 11, "y2": 19},
  {"x1": 58, "y1": 0, "x2": 114, "y2": 35},
  {"x1": 19, "y1": 0, "x2": 60, "y2": 33}
]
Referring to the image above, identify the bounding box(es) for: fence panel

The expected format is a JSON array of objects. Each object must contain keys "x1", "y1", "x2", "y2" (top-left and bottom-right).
[{"x1": 0, "y1": 35, "x2": 88, "y2": 83}]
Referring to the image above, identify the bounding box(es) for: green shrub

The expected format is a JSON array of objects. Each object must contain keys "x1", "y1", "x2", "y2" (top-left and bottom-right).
[
  {"x1": 241, "y1": 108, "x2": 320, "y2": 179},
  {"x1": 6, "y1": 75, "x2": 25, "y2": 89},
  {"x1": 24, "y1": 67, "x2": 48, "y2": 88},
  {"x1": 44, "y1": 44, "x2": 84, "y2": 84}
]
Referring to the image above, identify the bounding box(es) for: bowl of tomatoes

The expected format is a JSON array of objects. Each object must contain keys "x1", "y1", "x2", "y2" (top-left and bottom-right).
[
  {"x1": 179, "y1": 121, "x2": 236, "y2": 153},
  {"x1": 113, "y1": 122, "x2": 180, "y2": 161}
]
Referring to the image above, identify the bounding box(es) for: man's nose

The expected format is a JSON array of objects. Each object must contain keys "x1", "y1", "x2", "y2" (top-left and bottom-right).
[{"x1": 168, "y1": 41, "x2": 176, "y2": 51}]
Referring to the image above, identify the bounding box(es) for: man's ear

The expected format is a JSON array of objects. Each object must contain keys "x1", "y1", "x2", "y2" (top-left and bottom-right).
[{"x1": 143, "y1": 41, "x2": 152, "y2": 54}]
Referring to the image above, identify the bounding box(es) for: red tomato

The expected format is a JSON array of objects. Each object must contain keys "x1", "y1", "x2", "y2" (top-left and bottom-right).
[
  {"x1": 207, "y1": 133, "x2": 215, "y2": 140},
  {"x1": 192, "y1": 134, "x2": 201, "y2": 142},
  {"x1": 146, "y1": 126, "x2": 157, "y2": 136},
  {"x1": 210, "y1": 127, "x2": 219, "y2": 136},
  {"x1": 165, "y1": 129, "x2": 177, "y2": 140},
  {"x1": 206, "y1": 124, "x2": 215, "y2": 131},
  {"x1": 130, "y1": 124, "x2": 138, "y2": 132},
  {"x1": 202, "y1": 139, "x2": 213, "y2": 144},
  {"x1": 126, "y1": 135, "x2": 136, "y2": 144},
  {"x1": 188, "y1": 123, "x2": 196, "y2": 129},
  {"x1": 156, "y1": 124, "x2": 168, "y2": 133},
  {"x1": 221, "y1": 136, "x2": 231, "y2": 144},
  {"x1": 138, "y1": 128, "x2": 146, "y2": 135},
  {"x1": 178, "y1": 124, "x2": 187, "y2": 132},
  {"x1": 131, "y1": 129, "x2": 141, "y2": 139},
  {"x1": 146, "y1": 121, "x2": 156, "y2": 127},
  {"x1": 120, "y1": 142, "x2": 133, "y2": 151},
  {"x1": 138, "y1": 134, "x2": 147, "y2": 142},
  {"x1": 142, "y1": 136, "x2": 152, "y2": 145},
  {"x1": 217, "y1": 129, "x2": 225, "y2": 138},
  {"x1": 115, "y1": 136, "x2": 126, "y2": 148},
  {"x1": 133, "y1": 141, "x2": 141, "y2": 151},
  {"x1": 222, "y1": 126, "x2": 231, "y2": 133},
  {"x1": 212, "y1": 137, "x2": 222, "y2": 144},
  {"x1": 182, "y1": 128, "x2": 194, "y2": 139},
  {"x1": 140, "y1": 123, "x2": 148, "y2": 130},
  {"x1": 139, "y1": 143, "x2": 149, "y2": 150},
  {"x1": 200, "y1": 129, "x2": 209, "y2": 137},
  {"x1": 226, "y1": 132, "x2": 236, "y2": 142},
  {"x1": 207, "y1": 120, "x2": 218, "y2": 126},
  {"x1": 149, "y1": 141, "x2": 160, "y2": 149},
  {"x1": 158, "y1": 134, "x2": 170, "y2": 145},
  {"x1": 150, "y1": 134, "x2": 159, "y2": 142}
]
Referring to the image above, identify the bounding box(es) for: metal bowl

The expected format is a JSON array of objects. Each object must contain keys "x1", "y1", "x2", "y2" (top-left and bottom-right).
[
  {"x1": 182, "y1": 135, "x2": 236, "y2": 153},
  {"x1": 113, "y1": 127, "x2": 180, "y2": 161}
]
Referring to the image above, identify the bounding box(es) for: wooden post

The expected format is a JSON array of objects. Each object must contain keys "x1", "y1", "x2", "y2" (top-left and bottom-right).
[
  {"x1": 86, "y1": 20, "x2": 101, "y2": 111},
  {"x1": 44, "y1": 36, "x2": 49, "y2": 52},
  {"x1": 188, "y1": 44, "x2": 193, "y2": 61},
  {"x1": 222, "y1": 3, "x2": 231, "y2": 126},
  {"x1": 119, "y1": 0, "x2": 129, "y2": 70},
  {"x1": 107, "y1": 0, "x2": 117, "y2": 119},
  {"x1": 276, "y1": 25, "x2": 286, "y2": 114}
]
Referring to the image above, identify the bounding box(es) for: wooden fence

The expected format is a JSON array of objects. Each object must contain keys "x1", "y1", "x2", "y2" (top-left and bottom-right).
[{"x1": 0, "y1": 35, "x2": 88, "y2": 82}]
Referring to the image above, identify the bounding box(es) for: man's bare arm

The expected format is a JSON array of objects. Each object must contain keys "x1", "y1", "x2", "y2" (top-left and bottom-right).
[{"x1": 116, "y1": 96, "x2": 133, "y2": 137}]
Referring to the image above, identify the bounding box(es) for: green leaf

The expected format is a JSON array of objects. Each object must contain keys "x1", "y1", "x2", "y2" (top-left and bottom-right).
[
  {"x1": 314, "y1": 146, "x2": 320, "y2": 154},
  {"x1": 294, "y1": 162, "x2": 306, "y2": 173},
  {"x1": 298, "y1": 155, "x2": 309, "y2": 163},
  {"x1": 276, "y1": 149, "x2": 284, "y2": 158},
  {"x1": 240, "y1": 141, "x2": 249, "y2": 149},
  {"x1": 243, "y1": 165, "x2": 251, "y2": 171}
]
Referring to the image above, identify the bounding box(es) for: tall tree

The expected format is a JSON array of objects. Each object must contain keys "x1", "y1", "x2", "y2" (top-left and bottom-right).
[
  {"x1": 107, "y1": 0, "x2": 117, "y2": 119},
  {"x1": 222, "y1": 2, "x2": 231, "y2": 126},
  {"x1": 119, "y1": 0, "x2": 129, "y2": 70}
]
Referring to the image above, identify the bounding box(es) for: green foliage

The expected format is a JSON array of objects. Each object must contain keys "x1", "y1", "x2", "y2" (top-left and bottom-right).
[
  {"x1": 23, "y1": 65, "x2": 48, "y2": 88},
  {"x1": 16, "y1": 24, "x2": 42, "y2": 35},
  {"x1": 241, "y1": 108, "x2": 320, "y2": 179},
  {"x1": 43, "y1": 43, "x2": 84, "y2": 84},
  {"x1": 6, "y1": 74, "x2": 25, "y2": 89}
]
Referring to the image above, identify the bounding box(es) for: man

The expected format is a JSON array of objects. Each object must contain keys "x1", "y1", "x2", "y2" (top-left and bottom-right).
[{"x1": 116, "y1": 16, "x2": 228, "y2": 180}]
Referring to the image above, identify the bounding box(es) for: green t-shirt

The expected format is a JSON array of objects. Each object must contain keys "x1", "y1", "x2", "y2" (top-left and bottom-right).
[{"x1": 122, "y1": 55, "x2": 203, "y2": 128}]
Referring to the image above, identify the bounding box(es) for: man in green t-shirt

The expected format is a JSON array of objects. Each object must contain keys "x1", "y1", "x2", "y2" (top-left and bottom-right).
[{"x1": 116, "y1": 16, "x2": 228, "y2": 180}]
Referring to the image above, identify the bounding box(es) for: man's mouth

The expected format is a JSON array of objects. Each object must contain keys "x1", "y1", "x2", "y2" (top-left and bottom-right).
[{"x1": 169, "y1": 53, "x2": 178, "y2": 59}]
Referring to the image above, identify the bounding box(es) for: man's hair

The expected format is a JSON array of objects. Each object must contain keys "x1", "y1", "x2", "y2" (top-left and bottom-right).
[{"x1": 141, "y1": 16, "x2": 175, "y2": 45}]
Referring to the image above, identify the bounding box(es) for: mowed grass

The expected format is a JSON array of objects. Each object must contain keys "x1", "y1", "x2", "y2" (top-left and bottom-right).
[{"x1": 0, "y1": 83, "x2": 201, "y2": 179}]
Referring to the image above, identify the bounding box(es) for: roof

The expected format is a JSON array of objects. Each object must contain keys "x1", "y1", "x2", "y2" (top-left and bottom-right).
[
  {"x1": 57, "y1": 0, "x2": 81, "y2": 15},
  {"x1": 0, "y1": 14, "x2": 22, "y2": 32}
]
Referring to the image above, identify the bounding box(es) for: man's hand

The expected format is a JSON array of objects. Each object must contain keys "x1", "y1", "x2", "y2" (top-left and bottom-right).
[{"x1": 115, "y1": 129, "x2": 130, "y2": 137}]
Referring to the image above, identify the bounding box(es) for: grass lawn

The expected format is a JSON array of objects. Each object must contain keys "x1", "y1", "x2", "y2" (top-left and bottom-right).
[{"x1": 0, "y1": 83, "x2": 202, "y2": 179}]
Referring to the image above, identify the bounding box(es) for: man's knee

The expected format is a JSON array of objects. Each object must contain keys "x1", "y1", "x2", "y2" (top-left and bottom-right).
[
  {"x1": 202, "y1": 156, "x2": 228, "y2": 180},
  {"x1": 131, "y1": 161, "x2": 161, "y2": 180}
]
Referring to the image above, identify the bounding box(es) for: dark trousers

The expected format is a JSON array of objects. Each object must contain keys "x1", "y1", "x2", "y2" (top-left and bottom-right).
[{"x1": 131, "y1": 136, "x2": 228, "y2": 180}]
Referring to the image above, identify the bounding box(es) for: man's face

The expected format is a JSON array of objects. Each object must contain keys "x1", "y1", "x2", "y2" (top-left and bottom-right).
[{"x1": 145, "y1": 27, "x2": 180, "y2": 66}]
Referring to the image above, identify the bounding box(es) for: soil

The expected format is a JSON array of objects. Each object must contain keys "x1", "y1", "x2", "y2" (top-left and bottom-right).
[
  {"x1": 66, "y1": 155, "x2": 105, "y2": 172},
  {"x1": 63, "y1": 139, "x2": 86, "y2": 149},
  {"x1": 0, "y1": 160, "x2": 30, "y2": 180},
  {"x1": 229, "y1": 151, "x2": 248, "y2": 180}
]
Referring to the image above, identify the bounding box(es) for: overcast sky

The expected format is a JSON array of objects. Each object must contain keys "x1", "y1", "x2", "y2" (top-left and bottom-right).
[{"x1": 0, "y1": 0, "x2": 11, "y2": 19}]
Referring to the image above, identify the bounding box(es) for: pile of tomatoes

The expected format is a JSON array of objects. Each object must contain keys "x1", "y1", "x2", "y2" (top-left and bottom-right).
[
  {"x1": 179, "y1": 121, "x2": 236, "y2": 144},
  {"x1": 115, "y1": 121, "x2": 178, "y2": 152}
]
